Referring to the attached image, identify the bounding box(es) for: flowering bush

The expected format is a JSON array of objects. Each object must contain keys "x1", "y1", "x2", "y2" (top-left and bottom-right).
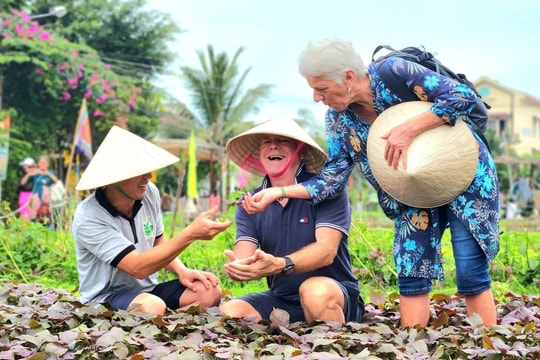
[{"x1": 0, "y1": 9, "x2": 139, "y2": 118}]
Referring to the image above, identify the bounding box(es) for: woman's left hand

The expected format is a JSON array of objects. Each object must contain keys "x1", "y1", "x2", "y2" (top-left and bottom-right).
[{"x1": 381, "y1": 121, "x2": 415, "y2": 170}]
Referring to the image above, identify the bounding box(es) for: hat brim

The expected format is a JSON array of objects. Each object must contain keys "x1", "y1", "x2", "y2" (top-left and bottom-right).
[
  {"x1": 76, "y1": 126, "x2": 180, "y2": 191},
  {"x1": 367, "y1": 101, "x2": 479, "y2": 208},
  {"x1": 226, "y1": 117, "x2": 327, "y2": 177}
]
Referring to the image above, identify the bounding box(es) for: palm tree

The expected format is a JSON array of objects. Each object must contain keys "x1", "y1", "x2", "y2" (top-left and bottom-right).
[{"x1": 181, "y1": 45, "x2": 273, "y2": 207}]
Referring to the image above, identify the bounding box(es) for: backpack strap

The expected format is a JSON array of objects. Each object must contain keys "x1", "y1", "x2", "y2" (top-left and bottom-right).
[{"x1": 371, "y1": 45, "x2": 396, "y2": 62}]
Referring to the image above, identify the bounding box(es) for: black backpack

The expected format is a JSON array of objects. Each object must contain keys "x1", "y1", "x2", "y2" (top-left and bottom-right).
[{"x1": 371, "y1": 45, "x2": 491, "y2": 147}]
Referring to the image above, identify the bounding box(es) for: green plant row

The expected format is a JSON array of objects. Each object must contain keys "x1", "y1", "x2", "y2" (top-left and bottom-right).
[{"x1": 0, "y1": 207, "x2": 539, "y2": 303}]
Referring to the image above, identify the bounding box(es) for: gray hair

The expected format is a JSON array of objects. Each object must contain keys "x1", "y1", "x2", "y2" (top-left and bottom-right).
[{"x1": 298, "y1": 38, "x2": 367, "y2": 84}]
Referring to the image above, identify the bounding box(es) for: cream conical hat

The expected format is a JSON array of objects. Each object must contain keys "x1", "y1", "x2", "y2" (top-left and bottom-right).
[
  {"x1": 367, "y1": 101, "x2": 479, "y2": 208},
  {"x1": 76, "y1": 126, "x2": 180, "y2": 191},
  {"x1": 226, "y1": 116, "x2": 327, "y2": 177}
]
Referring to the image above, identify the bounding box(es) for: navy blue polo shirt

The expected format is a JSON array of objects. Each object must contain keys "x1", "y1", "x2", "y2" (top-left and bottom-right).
[{"x1": 235, "y1": 166, "x2": 357, "y2": 298}]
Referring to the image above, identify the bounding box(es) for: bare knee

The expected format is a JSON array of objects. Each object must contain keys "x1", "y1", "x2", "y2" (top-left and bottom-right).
[
  {"x1": 219, "y1": 299, "x2": 261, "y2": 321},
  {"x1": 181, "y1": 281, "x2": 222, "y2": 310},
  {"x1": 300, "y1": 277, "x2": 341, "y2": 304},
  {"x1": 129, "y1": 293, "x2": 167, "y2": 315},
  {"x1": 299, "y1": 277, "x2": 344, "y2": 323},
  {"x1": 200, "y1": 284, "x2": 222, "y2": 309}
]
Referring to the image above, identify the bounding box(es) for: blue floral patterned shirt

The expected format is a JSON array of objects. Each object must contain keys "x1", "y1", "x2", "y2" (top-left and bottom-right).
[{"x1": 302, "y1": 57, "x2": 500, "y2": 280}]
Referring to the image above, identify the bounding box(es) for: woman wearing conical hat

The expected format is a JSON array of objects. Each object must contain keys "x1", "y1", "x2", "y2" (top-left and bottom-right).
[{"x1": 241, "y1": 39, "x2": 500, "y2": 328}]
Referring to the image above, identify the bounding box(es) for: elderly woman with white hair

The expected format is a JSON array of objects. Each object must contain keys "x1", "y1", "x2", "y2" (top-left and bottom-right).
[{"x1": 241, "y1": 39, "x2": 500, "y2": 328}]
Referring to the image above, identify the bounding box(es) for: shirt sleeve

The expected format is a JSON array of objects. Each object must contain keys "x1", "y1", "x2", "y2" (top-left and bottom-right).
[
  {"x1": 315, "y1": 188, "x2": 351, "y2": 236},
  {"x1": 234, "y1": 206, "x2": 259, "y2": 245},
  {"x1": 301, "y1": 110, "x2": 356, "y2": 205},
  {"x1": 384, "y1": 57, "x2": 478, "y2": 125}
]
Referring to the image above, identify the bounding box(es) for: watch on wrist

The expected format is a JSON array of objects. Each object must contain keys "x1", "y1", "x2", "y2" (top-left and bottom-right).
[{"x1": 280, "y1": 256, "x2": 295, "y2": 276}]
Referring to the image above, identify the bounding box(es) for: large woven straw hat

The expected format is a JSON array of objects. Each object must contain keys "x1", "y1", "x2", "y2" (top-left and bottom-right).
[
  {"x1": 226, "y1": 116, "x2": 327, "y2": 177},
  {"x1": 367, "y1": 101, "x2": 479, "y2": 208},
  {"x1": 76, "y1": 126, "x2": 179, "y2": 191}
]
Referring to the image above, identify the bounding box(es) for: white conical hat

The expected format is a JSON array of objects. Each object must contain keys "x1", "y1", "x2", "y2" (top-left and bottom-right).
[
  {"x1": 367, "y1": 101, "x2": 479, "y2": 208},
  {"x1": 226, "y1": 116, "x2": 327, "y2": 177},
  {"x1": 76, "y1": 126, "x2": 180, "y2": 191}
]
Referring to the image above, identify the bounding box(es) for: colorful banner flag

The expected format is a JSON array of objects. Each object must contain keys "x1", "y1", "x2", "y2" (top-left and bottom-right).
[
  {"x1": 75, "y1": 98, "x2": 93, "y2": 160},
  {"x1": 65, "y1": 98, "x2": 93, "y2": 189},
  {"x1": 187, "y1": 130, "x2": 198, "y2": 199},
  {"x1": 0, "y1": 115, "x2": 10, "y2": 181}
]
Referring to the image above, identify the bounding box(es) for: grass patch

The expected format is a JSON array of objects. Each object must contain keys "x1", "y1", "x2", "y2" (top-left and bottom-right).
[{"x1": 0, "y1": 208, "x2": 538, "y2": 304}]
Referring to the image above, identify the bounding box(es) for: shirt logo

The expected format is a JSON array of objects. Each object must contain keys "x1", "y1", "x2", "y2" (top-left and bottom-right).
[
  {"x1": 299, "y1": 217, "x2": 309, "y2": 223},
  {"x1": 142, "y1": 217, "x2": 154, "y2": 235}
]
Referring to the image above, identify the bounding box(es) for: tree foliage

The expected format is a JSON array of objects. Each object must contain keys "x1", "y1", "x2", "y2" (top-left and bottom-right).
[
  {"x1": 33, "y1": 0, "x2": 180, "y2": 81},
  {"x1": 0, "y1": 1, "x2": 180, "y2": 209}
]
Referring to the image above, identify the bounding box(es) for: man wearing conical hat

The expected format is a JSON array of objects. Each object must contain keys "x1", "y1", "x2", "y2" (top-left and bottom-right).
[
  {"x1": 220, "y1": 117, "x2": 364, "y2": 324},
  {"x1": 72, "y1": 126, "x2": 231, "y2": 315}
]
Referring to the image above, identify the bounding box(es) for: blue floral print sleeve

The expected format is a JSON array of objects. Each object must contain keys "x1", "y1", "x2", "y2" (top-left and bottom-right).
[{"x1": 301, "y1": 57, "x2": 499, "y2": 280}]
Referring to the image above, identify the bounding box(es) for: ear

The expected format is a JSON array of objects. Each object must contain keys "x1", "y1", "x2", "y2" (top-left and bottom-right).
[{"x1": 344, "y1": 69, "x2": 356, "y2": 86}]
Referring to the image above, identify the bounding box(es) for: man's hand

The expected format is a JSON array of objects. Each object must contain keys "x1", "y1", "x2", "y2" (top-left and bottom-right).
[
  {"x1": 224, "y1": 249, "x2": 278, "y2": 281},
  {"x1": 178, "y1": 268, "x2": 219, "y2": 292},
  {"x1": 183, "y1": 206, "x2": 232, "y2": 240}
]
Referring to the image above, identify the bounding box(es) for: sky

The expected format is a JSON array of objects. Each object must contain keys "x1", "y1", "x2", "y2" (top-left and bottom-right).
[{"x1": 147, "y1": 0, "x2": 540, "y2": 124}]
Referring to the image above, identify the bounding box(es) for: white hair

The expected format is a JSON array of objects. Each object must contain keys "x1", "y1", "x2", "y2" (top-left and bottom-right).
[{"x1": 298, "y1": 38, "x2": 367, "y2": 84}]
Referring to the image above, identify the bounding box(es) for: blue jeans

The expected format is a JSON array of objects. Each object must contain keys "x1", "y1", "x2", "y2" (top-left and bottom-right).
[{"x1": 399, "y1": 206, "x2": 492, "y2": 296}]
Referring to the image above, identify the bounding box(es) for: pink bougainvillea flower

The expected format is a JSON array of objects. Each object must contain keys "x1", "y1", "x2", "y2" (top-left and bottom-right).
[
  {"x1": 84, "y1": 90, "x2": 92, "y2": 98},
  {"x1": 39, "y1": 31, "x2": 51, "y2": 41},
  {"x1": 27, "y1": 26, "x2": 38, "y2": 38},
  {"x1": 105, "y1": 64, "x2": 111, "y2": 70},
  {"x1": 61, "y1": 92, "x2": 71, "y2": 100},
  {"x1": 72, "y1": 51, "x2": 79, "y2": 58},
  {"x1": 14, "y1": 24, "x2": 25, "y2": 37},
  {"x1": 90, "y1": 73, "x2": 99, "y2": 86},
  {"x1": 19, "y1": 12, "x2": 31, "y2": 22},
  {"x1": 68, "y1": 77, "x2": 78, "y2": 89},
  {"x1": 103, "y1": 84, "x2": 110, "y2": 92},
  {"x1": 93, "y1": 111, "x2": 104, "y2": 117},
  {"x1": 128, "y1": 99, "x2": 136, "y2": 107},
  {"x1": 95, "y1": 93, "x2": 108, "y2": 104},
  {"x1": 35, "y1": 69, "x2": 44, "y2": 75}
]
